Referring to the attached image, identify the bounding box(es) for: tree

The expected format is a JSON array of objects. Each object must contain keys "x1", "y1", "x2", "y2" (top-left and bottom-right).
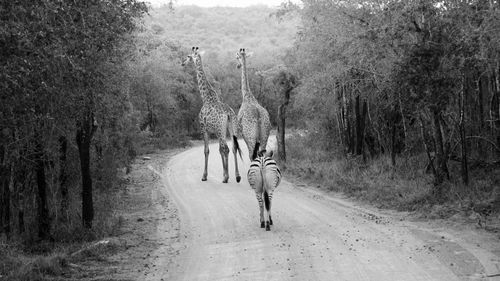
[
  {"x1": 0, "y1": 0, "x2": 148, "y2": 238},
  {"x1": 284, "y1": 0, "x2": 500, "y2": 200},
  {"x1": 259, "y1": 66, "x2": 297, "y2": 162}
]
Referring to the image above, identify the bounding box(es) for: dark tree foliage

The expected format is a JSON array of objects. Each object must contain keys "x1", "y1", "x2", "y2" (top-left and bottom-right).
[
  {"x1": 0, "y1": 0, "x2": 147, "y2": 239},
  {"x1": 285, "y1": 0, "x2": 500, "y2": 200}
]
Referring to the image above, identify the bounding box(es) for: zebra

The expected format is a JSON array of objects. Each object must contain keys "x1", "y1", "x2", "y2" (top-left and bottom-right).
[{"x1": 247, "y1": 144, "x2": 282, "y2": 231}]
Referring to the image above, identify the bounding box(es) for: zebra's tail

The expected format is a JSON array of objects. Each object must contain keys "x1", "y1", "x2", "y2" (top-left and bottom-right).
[{"x1": 263, "y1": 190, "x2": 270, "y2": 211}]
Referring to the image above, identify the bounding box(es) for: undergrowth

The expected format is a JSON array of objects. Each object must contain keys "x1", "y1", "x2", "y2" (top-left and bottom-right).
[
  {"x1": 0, "y1": 170, "x2": 127, "y2": 281},
  {"x1": 0, "y1": 133, "x2": 188, "y2": 280},
  {"x1": 284, "y1": 132, "x2": 500, "y2": 216}
]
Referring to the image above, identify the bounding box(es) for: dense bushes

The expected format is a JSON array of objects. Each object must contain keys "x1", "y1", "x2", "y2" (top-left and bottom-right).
[
  {"x1": 0, "y1": 0, "x2": 147, "y2": 242},
  {"x1": 281, "y1": 0, "x2": 500, "y2": 204}
]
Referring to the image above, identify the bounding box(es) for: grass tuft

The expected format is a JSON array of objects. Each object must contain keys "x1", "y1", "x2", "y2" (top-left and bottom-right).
[{"x1": 0, "y1": 242, "x2": 69, "y2": 281}]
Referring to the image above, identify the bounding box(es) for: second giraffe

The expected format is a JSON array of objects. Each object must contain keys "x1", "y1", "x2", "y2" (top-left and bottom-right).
[{"x1": 235, "y1": 48, "x2": 272, "y2": 159}]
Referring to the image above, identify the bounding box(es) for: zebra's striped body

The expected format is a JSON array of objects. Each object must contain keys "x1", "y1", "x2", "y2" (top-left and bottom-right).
[{"x1": 247, "y1": 151, "x2": 281, "y2": 231}]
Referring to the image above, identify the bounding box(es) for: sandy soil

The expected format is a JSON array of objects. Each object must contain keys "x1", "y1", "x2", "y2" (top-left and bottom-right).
[
  {"x1": 138, "y1": 140, "x2": 499, "y2": 281},
  {"x1": 68, "y1": 150, "x2": 184, "y2": 281},
  {"x1": 87, "y1": 139, "x2": 500, "y2": 281}
]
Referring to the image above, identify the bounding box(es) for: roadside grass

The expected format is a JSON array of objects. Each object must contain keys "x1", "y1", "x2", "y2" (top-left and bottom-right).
[
  {"x1": 134, "y1": 131, "x2": 191, "y2": 155},
  {"x1": 284, "y1": 133, "x2": 500, "y2": 218},
  {"x1": 1, "y1": 133, "x2": 187, "y2": 280},
  {"x1": 0, "y1": 240, "x2": 72, "y2": 281},
  {"x1": 0, "y1": 238, "x2": 122, "y2": 281}
]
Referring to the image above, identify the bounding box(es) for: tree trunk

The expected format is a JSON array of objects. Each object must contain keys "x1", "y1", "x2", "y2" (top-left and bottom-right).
[
  {"x1": 12, "y1": 166, "x2": 25, "y2": 235},
  {"x1": 478, "y1": 74, "x2": 486, "y2": 156},
  {"x1": 361, "y1": 100, "x2": 368, "y2": 161},
  {"x1": 355, "y1": 95, "x2": 363, "y2": 155},
  {"x1": 492, "y1": 68, "x2": 500, "y2": 158},
  {"x1": 277, "y1": 83, "x2": 292, "y2": 162},
  {"x1": 277, "y1": 104, "x2": 286, "y2": 162},
  {"x1": 397, "y1": 91, "x2": 407, "y2": 150},
  {"x1": 76, "y1": 112, "x2": 97, "y2": 228},
  {"x1": 432, "y1": 108, "x2": 449, "y2": 199},
  {"x1": 460, "y1": 74, "x2": 469, "y2": 185},
  {"x1": 363, "y1": 102, "x2": 378, "y2": 157},
  {"x1": 17, "y1": 174, "x2": 25, "y2": 236},
  {"x1": 59, "y1": 136, "x2": 69, "y2": 222},
  {"x1": 1, "y1": 164, "x2": 10, "y2": 238},
  {"x1": 419, "y1": 115, "x2": 436, "y2": 175},
  {"x1": 35, "y1": 138, "x2": 50, "y2": 240},
  {"x1": 341, "y1": 105, "x2": 348, "y2": 152},
  {"x1": 347, "y1": 118, "x2": 354, "y2": 154},
  {"x1": 460, "y1": 116, "x2": 469, "y2": 185},
  {"x1": 346, "y1": 97, "x2": 355, "y2": 154},
  {"x1": 277, "y1": 104, "x2": 287, "y2": 162},
  {"x1": 18, "y1": 209, "x2": 24, "y2": 235},
  {"x1": 391, "y1": 120, "x2": 397, "y2": 167},
  {"x1": 336, "y1": 112, "x2": 344, "y2": 147}
]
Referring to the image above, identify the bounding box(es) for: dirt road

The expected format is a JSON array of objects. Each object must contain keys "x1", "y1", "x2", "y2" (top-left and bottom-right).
[{"x1": 147, "y1": 141, "x2": 500, "y2": 281}]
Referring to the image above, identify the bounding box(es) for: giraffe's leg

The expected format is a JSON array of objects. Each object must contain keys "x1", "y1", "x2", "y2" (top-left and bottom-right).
[
  {"x1": 219, "y1": 140, "x2": 229, "y2": 183},
  {"x1": 202, "y1": 131, "x2": 209, "y2": 181},
  {"x1": 255, "y1": 192, "x2": 264, "y2": 228},
  {"x1": 232, "y1": 141, "x2": 241, "y2": 183}
]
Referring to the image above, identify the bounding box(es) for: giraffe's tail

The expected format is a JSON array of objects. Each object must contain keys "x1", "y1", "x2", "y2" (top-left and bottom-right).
[
  {"x1": 251, "y1": 142, "x2": 260, "y2": 160},
  {"x1": 252, "y1": 109, "x2": 262, "y2": 159},
  {"x1": 233, "y1": 135, "x2": 242, "y2": 160},
  {"x1": 227, "y1": 115, "x2": 243, "y2": 160}
]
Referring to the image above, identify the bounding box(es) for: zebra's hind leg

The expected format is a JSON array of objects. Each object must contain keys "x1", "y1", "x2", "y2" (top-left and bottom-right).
[
  {"x1": 267, "y1": 193, "x2": 273, "y2": 225},
  {"x1": 263, "y1": 200, "x2": 270, "y2": 231},
  {"x1": 263, "y1": 190, "x2": 271, "y2": 230},
  {"x1": 256, "y1": 193, "x2": 265, "y2": 228}
]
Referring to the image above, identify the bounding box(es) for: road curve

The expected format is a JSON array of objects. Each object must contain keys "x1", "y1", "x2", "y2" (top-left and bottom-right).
[{"x1": 150, "y1": 140, "x2": 499, "y2": 281}]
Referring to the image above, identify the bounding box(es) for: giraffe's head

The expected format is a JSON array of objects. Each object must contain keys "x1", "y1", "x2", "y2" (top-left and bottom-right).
[
  {"x1": 181, "y1": 46, "x2": 204, "y2": 66},
  {"x1": 235, "y1": 48, "x2": 253, "y2": 69}
]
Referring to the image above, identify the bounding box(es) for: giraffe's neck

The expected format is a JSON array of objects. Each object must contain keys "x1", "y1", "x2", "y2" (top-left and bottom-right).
[
  {"x1": 240, "y1": 58, "x2": 257, "y2": 103},
  {"x1": 194, "y1": 57, "x2": 219, "y2": 104}
]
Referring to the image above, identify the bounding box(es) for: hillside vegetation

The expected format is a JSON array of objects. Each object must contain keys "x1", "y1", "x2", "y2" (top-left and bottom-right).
[
  {"x1": 147, "y1": 5, "x2": 298, "y2": 61},
  {"x1": 129, "y1": 4, "x2": 300, "y2": 141}
]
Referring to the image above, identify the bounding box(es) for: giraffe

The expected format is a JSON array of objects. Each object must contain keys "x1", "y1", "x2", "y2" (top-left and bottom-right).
[
  {"x1": 235, "y1": 48, "x2": 272, "y2": 159},
  {"x1": 182, "y1": 47, "x2": 242, "y2": 183}
]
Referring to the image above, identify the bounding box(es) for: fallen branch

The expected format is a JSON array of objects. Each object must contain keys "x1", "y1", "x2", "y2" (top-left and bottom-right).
[
  {"x1": 463, "y1": 136, "x2": 500, "y2": 153},
  {"x1": 449, "y1": 155, "x2": 500, "y2": 169},
  {"x1": 70, "y1": 240, "x2": 110, "y2": 257}
]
